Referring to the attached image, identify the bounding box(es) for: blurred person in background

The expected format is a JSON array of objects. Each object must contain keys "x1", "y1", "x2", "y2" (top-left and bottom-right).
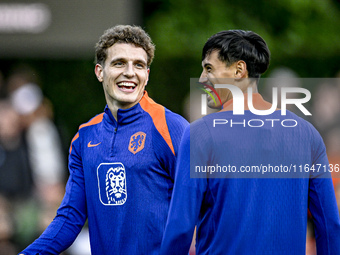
[
  {"x1": 0, "y1": 100, "x2": 33, "y2": 253},
  {"x1": 0, "y1": 195, "x2": 17, "y2": 255},
  {"x1": 3, "y1": 66, "x2": 67, "y2": 251},
  {"x1": 7, "y1": 67, "x2": 66, "y2": 206},
  {"x1": 0, "y1": 100, "x2": 33, "y2": 200},
  {"x1": 311, "y1": 71, "x2": 340, "y2": 136},
  {"x1": 0, "y1": 71, "x2": 6, "y2": 99},
  {"x1": 311, "y1": 72, "x2": 340, "y2": 211},
  {"x1": 263, "y1": 67, "x2": 303, "y2": 115},
  {"x1": 311, "y1": 82, "x2": 340, "y2": 134},
  {"x1": 324, "y1": 127, "x2": 340, "y2": 210},
  {"x1": 20, "y1": 25, "x2": 188, "y2": 255}
]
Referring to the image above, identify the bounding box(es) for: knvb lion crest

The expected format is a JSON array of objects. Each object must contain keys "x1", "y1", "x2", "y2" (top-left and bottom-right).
[
  {"x1": 128, "y1": 132, "x2": 146, "y2": 154},
  {"x1": 97, "y1": 163, "x2": 127, "y2": 206}
]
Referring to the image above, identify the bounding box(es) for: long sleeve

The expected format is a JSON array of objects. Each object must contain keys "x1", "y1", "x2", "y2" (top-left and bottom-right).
[
  {"x1": 20, "y1": 132, "x2": 87, "y2": 254},
  {"x1": 161, "y1": 123, "x2": 208, "y2": 255},
  {"x1": 308, "y1": 126, "x2": 340, "y2": 255},
  {"x1": 162, "y1": 109, "x2": 189, "y2": 180},
  {"x1": 309, "y1": 177, "x2": 340, "y2": 254}
]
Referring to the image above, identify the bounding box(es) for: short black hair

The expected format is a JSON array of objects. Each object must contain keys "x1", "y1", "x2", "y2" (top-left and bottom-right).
[{"x1": 202, "y1": 30, "x2": 270, "y2": 78}]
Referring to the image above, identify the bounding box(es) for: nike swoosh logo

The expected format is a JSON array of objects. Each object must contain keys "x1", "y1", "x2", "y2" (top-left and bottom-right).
[{"x1": 88, "y1": 141, "x2": 101, "y2": 147}]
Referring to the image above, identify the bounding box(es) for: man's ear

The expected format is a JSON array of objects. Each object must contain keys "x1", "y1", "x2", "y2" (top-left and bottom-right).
[
  {"x1": 235, "y1": 60, "x2": 248, "y2": 78},
  {"x1": 95, "y1": 64, "x2": 103, "y2": 82}
]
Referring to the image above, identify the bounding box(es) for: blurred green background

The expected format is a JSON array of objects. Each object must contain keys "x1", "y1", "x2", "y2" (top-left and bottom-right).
[{"x1": 1, "y1": 0, "x2": 340, "y2": 150}]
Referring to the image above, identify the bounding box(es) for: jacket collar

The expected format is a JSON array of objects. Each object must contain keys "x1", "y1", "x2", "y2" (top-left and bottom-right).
[{"x1": 104, "y1": 91, "x2": 150, "y2": 125}]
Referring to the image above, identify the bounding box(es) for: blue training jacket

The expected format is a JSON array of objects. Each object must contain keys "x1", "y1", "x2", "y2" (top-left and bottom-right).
[
  {"x1": 161, "y1": 93, "x2": 340, "y2": 255},
  {"x1": 21, "y1": 92, "x2": 189, "y2": 255}
]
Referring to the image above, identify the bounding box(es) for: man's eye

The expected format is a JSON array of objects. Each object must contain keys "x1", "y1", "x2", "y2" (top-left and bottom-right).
[
  {"x1": 114, "y1": 62, "x2": 124, "y2": 67},
  {"x1": 135, "y1": 63, "x2": 145, "y2": 69}
]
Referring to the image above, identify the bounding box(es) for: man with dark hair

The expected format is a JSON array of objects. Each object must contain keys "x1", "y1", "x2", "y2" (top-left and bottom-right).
[
  {"x1": 20, "y1": 25, "x2": 188, "y2": 255},
  {"x1": 202, "y1": 30, "x2": 270, "y2": 79},
  {"x1": 160, "y1": 30, "x2": 340, "y2": 254}
]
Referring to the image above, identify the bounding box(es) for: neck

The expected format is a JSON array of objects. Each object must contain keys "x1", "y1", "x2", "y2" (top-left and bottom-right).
[
  {"x1": 238, "y1": 78, "x2": 258, "y2": 93},
  {"x1": 222, "y1": 92, "x2": 275, "y2": 112},
  {"x1": 249, "y1": 82, "x2": 258, "y2": 93},
  {"x1": 106, "y1": 94, "x2": 144, "y2": 121},
  {"x1": 107, "y1": 102, "x2": 136, "y2": 121},
  {"x1": 221, "y1": 80, "x2": 258, "y2": 106}
]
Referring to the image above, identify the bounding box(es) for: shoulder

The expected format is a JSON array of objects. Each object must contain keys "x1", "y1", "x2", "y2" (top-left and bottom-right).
[
  {"x1": 78, "y1": 112, "x2": 105, "y2": 132},
  {"x1": 139, "y1": 93, "x2": 189, "y2": 155},
  {"x1": 69, "y1": 112, "x2": 104, "y2": 154},
  {"x1": 139, "y1": 92, "x2": 188, "y2": 135},
  {"x1": 189, "y1": 112, "x2": 219, "y2": 135},
  {"x1": 164, "y1": 108, "x2": 189, "y2": 129},
  {"x1": 286, "y1": 110, "x2": 320, "y2": 136},
  {"x1": 285, "y1": 111, "x2": 325, "y2": 154},
  {"x1": 140, "y1": 92, "x2": 188, "y2": 125}
]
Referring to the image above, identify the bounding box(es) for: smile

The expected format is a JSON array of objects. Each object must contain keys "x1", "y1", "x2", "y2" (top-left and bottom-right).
[{"x1": 117, "y1": 81, "x2": 137, "y2": 92}]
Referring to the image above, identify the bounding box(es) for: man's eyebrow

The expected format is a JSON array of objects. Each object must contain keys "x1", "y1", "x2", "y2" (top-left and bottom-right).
[
  {"x1": 109, "y1": 57, "x2": 125, "y2": 64},
  {"x1": 203, "y1": 62, "x2": 212, "y2": 68},
  {"x1": 110, "y1": 57, "x2": 147, "y2": 65},
  {"x1": 134, "y1": 59, "x2": 147, "y2": 65}
]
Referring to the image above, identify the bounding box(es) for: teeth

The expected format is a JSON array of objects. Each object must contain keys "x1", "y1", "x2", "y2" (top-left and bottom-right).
[{"x1": 118, "y1": 82, "x2": 136, "y2": 87}]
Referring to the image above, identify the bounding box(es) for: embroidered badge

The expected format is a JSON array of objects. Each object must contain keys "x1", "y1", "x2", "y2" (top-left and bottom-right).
[
  {"x1": 128, "y1": 132, "x2": 146, "y2": 154},
  {"x1": 97, "y1": 163, "x2": 127, "y2": 206}
]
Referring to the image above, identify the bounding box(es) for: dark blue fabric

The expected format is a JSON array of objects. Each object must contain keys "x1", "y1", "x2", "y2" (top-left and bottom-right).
[{"x1": 161, "y1": 109, "x2": 340, "y2": 255}]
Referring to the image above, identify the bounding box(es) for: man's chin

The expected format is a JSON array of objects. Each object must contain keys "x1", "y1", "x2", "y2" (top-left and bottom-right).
[
  {"x1": 113, "y1": 94, "x2": 141, "y2": 109},
  {"x1": 207, "y1": 102, "x2": 222, "y2": 110}
]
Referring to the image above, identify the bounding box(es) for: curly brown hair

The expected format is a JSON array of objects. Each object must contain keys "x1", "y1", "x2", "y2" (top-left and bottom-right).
[{"x1": 95, "y1": 25, "x2": 155, "y2": 67}]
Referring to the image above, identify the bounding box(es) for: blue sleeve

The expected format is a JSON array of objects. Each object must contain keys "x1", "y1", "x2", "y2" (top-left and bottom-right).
[
  {"x1": 155, "y1": 110, "x2": 189, "y2": 180},
  {"x1": 308, "y1": 126, "x2": 340, "y2": 255},
  {"x1": 161, "y1": 121, "x2": 208, "y2": 255},
  {"x1": 165, "y1": 110, "x2": 189, "y2": 157},
  {"x1": 20, "y1": 133, "x2": 87, "y2": 255}
]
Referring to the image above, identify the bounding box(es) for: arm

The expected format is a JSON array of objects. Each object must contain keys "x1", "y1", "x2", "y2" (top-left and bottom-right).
[
  {"x1": 165, "y1": 111, "x2": 189, "y2": 180},
  {"x1": 308, "y1": 127, "x2": 340, "y2": 255},
  {"x1": 161, "y1": 123, "x2": 208, "y2": 255},
  {"x1": 20, "y1": 132, "x2": 87, "y2": 254},
  {"x1": 309, "y1": 177, "x2": 340, "y2": 255}
]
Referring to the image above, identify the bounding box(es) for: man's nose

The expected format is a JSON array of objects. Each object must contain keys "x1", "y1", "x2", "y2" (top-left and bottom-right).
[
  {"x1": 199, "y1": 73, "x2": 208, "y2": 84},
  {"x1": 123, "y1": 63, "x2": 135, "y2": 77}
]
